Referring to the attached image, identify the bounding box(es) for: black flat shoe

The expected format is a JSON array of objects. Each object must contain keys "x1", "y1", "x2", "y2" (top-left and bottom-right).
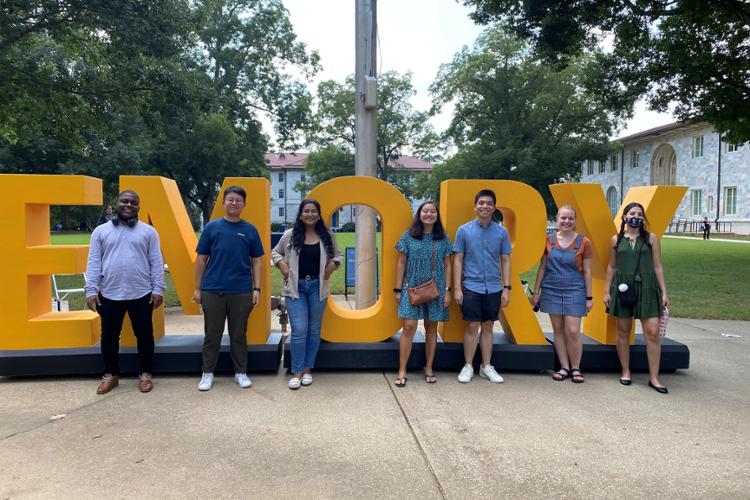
[
  {"x1": 649, "y1": 381, "x2": 669, "y2": 394},
  {"x1": 619, "y1": 378, "x2": 632, "y2": 386}
]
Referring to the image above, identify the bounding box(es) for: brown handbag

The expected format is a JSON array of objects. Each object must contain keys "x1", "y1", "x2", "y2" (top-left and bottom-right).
[{"x1": 407, "y1": 241, "x2": 440, "y2": 306}]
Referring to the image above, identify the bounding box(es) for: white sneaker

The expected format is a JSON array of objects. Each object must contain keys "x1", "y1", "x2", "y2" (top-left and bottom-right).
[
  {"x1": 288, "y1": 376, "x2": 301, "y2": 390},
  {"x1": 301, "y1": 373, "x2": 313, "y2": 386},
  {"x1": 457, "y1": 364, "x2": 474, "y2": 383},
  {"x1": 198, "y1": 372, "x2": 214, "y2": 391},
  {"x1": 479, "y1": 364, "x2": 504, "y2": 383},
  {"x1": 234, "y1": 373, "x2": 252, "y2": 388}
]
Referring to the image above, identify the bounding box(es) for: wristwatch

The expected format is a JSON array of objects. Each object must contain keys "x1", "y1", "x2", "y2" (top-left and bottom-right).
[
  {"x1": 503, "y1": 285, "x2": 512, "y2": 290},
  {"x1": 393, "y1": 288, "x2": 401, "y2": 293},
  {"x1": 253, "y1": 287, "x2": 261, "y2": 292}
]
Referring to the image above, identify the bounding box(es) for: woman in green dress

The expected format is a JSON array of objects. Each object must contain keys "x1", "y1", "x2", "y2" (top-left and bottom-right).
[{"x1": 603, "y1": 202, "x2": 670, "y2": 394}]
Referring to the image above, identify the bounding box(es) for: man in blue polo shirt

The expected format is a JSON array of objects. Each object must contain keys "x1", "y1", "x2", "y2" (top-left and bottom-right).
[
  {"x1": 452, "y1": 189, "x2": 512, "y2": 384},
  {"x1": 193, "y1": 186, "x2": 264, "y2": 391}
]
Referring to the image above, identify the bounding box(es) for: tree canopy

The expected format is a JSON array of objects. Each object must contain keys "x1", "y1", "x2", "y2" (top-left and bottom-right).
[
  {"x1": 421, "y1": 25, "x2": 615, "y2": 212},
  {"x1": 0, "y1": 0, "x2": 318, "y2": 225},
  {"x1": 462, "y1": 0, "x2": 750, "y2": 142},
  {"x1": 307, "y1": 71, "x2": 440, "y2": 198}
]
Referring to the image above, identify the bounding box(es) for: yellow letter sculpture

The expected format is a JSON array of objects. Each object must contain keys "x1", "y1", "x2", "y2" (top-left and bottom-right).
[
  {"x1": 1, "y1": 174, "x2": 102, "y2": 349},
  {"x1": 307, "y1": 176, "x2": 413, "y2": 342},
  {"x1": 1, "y1": 173, "x2": 689, "y2": 354},
  {"x1": 439, "y1": 180, "x2": 548, "y2": 344},
  {"x1": 550, "y1": 183, "x2": 686, "y2": 344}
]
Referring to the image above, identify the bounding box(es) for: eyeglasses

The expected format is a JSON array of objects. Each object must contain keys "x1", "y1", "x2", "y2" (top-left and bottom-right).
[{"x1": 225, "y1": 198, "x2": 245, "y2": 205}]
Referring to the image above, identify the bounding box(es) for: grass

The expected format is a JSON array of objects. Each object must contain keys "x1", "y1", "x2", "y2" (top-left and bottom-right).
[{"x1": 50, "y1": 232, "x2": 749, "y2": 320}]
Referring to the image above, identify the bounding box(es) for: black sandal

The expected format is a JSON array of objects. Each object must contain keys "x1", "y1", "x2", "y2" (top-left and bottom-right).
[
  {"x1": 552, "y1": 368, "x2": 570, "y2": 381},
  {"x1": 571, "y1": 368, "x2": 585, "y2": 384},
  {"x1": 425, "y1": 373, "x2": 437, "y2": 384},
  {"x1": 394, "y1": 377, "x2": 407, "y2": 387}
]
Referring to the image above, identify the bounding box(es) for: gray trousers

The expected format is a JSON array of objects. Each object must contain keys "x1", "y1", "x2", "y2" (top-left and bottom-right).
[{"x1": 201, "y1": 292, "x2": 254, "y2": 373}]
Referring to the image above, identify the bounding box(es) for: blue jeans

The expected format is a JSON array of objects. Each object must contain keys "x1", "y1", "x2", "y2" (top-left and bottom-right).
[{"x1": 286, "y1": 278, "x2": 327, "y2": 374}]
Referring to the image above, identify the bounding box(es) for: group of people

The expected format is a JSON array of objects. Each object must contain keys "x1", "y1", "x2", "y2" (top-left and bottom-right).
[{"x1": 84, "y1": 187, "x2": 671, "y2": 396}]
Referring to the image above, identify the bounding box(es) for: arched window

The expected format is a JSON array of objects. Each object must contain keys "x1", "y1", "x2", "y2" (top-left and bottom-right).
[
  {"x1": 606, "y1": 186, "x2": 618, "y2": 216},
  {"x1": 651, "y1": 144, "x2": 677, "y2": 185}
]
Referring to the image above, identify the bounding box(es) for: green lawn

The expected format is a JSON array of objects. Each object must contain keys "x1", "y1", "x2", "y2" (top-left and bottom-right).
[{"x1": 50, "y1": 232, "x2": 749, "y2": 320}]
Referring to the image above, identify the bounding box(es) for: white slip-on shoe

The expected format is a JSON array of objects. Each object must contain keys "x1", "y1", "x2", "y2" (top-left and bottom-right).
[
  {"x1": 234, "y1": 373, "x2": 252, "y2": 388},
  {"x1": 479, "y1": 364, "x2": 504, "y2": 383},
  {"x1": 288, "y1": 376, "x2": 301, "y2": 390},
  {"x1": 301, "y1": 374, "x2": 313, "y2": 386},
  {"x1": 198, "y1": 372, "x2": 214, "y2": 391},
  {"x1": 457, "y1": 364, "x2": 474, "y2": 383}
]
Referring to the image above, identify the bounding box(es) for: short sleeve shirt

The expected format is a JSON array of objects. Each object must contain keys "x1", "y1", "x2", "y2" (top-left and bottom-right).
[
  {"x1": 452, "y1": 219, "x2": 512, "y2": 294},
  {"x1": 197, "y1": 218, "x2": 264, "y2": 293}
]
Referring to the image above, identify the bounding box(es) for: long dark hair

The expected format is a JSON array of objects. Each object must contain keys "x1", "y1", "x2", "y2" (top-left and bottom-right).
[
  {"x1": 408, "y1": 201, "x2": 446, "y2": 240},
  {"x1": 291, "y1": 199, "x2": 334, "y2": 258},
  {"x1": 615, "y1": 202, "x2": 652, "y2": 248}
]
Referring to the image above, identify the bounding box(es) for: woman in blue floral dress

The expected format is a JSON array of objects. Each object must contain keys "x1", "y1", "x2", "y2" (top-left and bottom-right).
[{"x1": 393, "y1": 201, "x2": 452, "y2": 386}]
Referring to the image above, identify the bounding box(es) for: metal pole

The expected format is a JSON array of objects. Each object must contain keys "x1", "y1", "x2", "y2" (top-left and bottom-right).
[
  {"x1": 620, "y1": 147, "x2": 625, "y2": 204},
  {"x1": 354, "y1": 0, "x2": 378, "y2": 308},
  {"x1": 716, "y1": 132, "x2": 722, "y2": 225}
]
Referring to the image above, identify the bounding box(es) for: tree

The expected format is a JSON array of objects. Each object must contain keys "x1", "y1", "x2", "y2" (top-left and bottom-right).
[
  {"x1": 294, "y1": 145, "x2": 355, "y2": 196},
  {"x1": 424, "y1": 25, "x2": 616, "y2": 212},
  {"x1": 157, "y1": 0, "x2": 320, "y2": 223},
  {"x1": 309, "y1": 71, "x2": 440, "y2": 198},
  {"x1": 0, "y1": 0, "x2": 193, "y2": 150},
  {"x1": 1, "y1": 0, "x2": 320, "y2": 226},
  {"x1": 462, "y1": 0, "x2": 750, "y2": 143}
]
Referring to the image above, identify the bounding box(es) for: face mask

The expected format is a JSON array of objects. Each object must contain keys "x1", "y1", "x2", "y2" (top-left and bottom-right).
[{"x1": 626, "y1": 217, "x2": 643, "y2": 228}]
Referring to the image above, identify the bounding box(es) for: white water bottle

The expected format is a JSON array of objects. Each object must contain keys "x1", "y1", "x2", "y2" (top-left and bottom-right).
[{"x1": 658, "y1": 306, "x2": 669, "y2": 336}]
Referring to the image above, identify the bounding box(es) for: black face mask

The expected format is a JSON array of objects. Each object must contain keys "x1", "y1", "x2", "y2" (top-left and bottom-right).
[
  {"x1": 626, "y1": 216, "x2": 643, "y2": 229},
  {"x1": 112, "y1": 211, "x2": 138, "y2": 227}
]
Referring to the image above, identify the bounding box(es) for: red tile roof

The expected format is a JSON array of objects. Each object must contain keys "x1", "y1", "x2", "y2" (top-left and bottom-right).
[
  {"x1": 265, "y1": 152, "x2": 308, "y2": 169},
  {"x1": 389, "y1": 155, "x2": 432, "y2": 171}
]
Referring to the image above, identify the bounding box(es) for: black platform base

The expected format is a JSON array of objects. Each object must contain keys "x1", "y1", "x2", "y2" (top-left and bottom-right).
[
  {"x1": 545, "y1": 333, "x2": 690, "y2": 371},
  {"x1": 0, "y1": 334, "x2": 284, "y2": 377},
  {"x1": 283, "y1": 332, "x2": 556, "y2": 371}
]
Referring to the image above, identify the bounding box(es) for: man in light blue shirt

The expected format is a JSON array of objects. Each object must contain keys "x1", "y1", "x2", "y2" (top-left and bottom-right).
[
  {"x1": 452, "y1": 189, "x2": 512, "y2": 384},
  {"x1": 85, "y1": 190, "x2": 165, "y2": 395}
]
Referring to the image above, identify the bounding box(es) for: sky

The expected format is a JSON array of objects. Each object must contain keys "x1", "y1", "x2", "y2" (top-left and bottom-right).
[{"x1": 280, "y1": 0, "x2": 675, "y2": 145}]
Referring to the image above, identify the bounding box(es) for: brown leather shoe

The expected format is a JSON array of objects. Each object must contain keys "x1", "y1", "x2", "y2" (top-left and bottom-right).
[
  {"x1": 138, "y1": 373, "x2": 154, "y2": 393},
  {"x1": 96, "y1": 374, "x2": 119, "y2": 395}
]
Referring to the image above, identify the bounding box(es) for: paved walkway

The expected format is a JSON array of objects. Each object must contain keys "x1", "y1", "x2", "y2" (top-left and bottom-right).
[
  {"x1": 1, "y1": 314, "x2": 748, "y2": 498},
  {"x1": 665, "y1": 235, "x2": 750, "y2": 243}
]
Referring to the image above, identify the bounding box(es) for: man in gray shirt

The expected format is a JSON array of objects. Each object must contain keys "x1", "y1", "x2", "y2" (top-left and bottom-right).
[{"x1": 85, "y1": 190, "x2": 165, "y2": 394}]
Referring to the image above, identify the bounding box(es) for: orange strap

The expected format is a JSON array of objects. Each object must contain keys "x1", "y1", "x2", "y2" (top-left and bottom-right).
[{"x1": 545, "y1": 233, "x2": 585, "y2": 273}]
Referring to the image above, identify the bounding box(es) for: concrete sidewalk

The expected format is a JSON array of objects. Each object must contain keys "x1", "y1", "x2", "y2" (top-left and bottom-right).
[{"x1": 1, "y1": 318, "x2": 748, "y2": 498}]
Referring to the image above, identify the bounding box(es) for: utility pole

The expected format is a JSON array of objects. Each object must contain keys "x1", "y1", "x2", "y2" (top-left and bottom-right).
[{"x1": 354, "y1": 0, "x2": 378, "y2": 308}]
